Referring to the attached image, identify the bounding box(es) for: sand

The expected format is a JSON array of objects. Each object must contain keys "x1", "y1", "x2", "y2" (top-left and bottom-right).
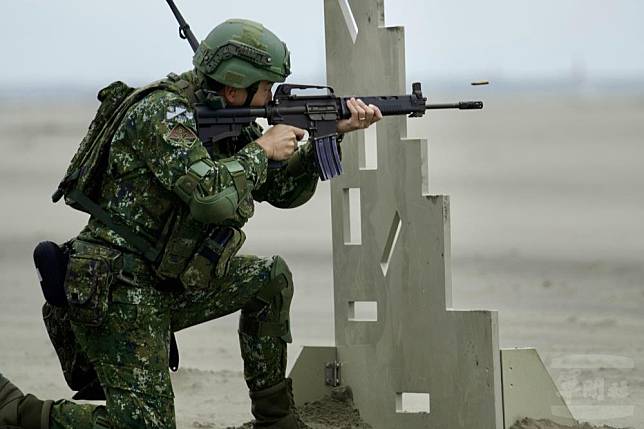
[
  {"x1": 0, "y1": 93, "x2": 642, "y2": 428},
  {"x1": 509, "y1": 417, "x2": 625, "y2": 429},
  {"x1": 230, "y1": 386, "x2": 373, "y2": 429}
]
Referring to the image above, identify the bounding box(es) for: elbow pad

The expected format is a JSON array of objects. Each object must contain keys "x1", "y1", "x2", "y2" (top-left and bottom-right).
[
  {"x1": 188, "y1": 185, "x2": 239, "y2": 224},
  {"x1": 174, "y1": 159, "x2": 246, "y2": 224}
]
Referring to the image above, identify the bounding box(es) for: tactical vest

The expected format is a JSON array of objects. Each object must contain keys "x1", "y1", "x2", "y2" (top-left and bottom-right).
[{"x1": 53, "y1": 73, "x2": 247, "y2": 289}]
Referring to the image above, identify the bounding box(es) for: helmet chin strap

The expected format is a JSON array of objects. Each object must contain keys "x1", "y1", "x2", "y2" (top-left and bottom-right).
[{"x1": 243, "y1": 82, "x2": 260, "y2": 108}]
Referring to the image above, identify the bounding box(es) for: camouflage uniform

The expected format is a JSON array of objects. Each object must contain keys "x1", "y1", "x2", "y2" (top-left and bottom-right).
[{"x1": 48, "y1": 70, "x2": 320, "y2": 429}]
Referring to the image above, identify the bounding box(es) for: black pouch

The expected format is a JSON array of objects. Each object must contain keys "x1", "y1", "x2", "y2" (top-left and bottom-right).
[
  {"x1": 64, "y1": 240, "x2": 121, "y2": 327},
  {"x1": 33, "y1": 241, "x2": 69, "y2": 307}
]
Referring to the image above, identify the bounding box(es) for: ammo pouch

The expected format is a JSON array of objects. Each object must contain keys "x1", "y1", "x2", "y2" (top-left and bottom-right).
[
  {"x1": 36, "y1": 239, "x2": 181, "y2": 400},
  {"x1": 179, "y1": 226, "x2": 245, "y2": 289},
  {"x1": 34, "y1": 240, "x2": 120, "y2": 324},
  {"x1": 35, "y1": 240, "x2": 116, "y2": 399},
  {"x1": 154, "y1": 209, "x2": 205, "y2": 280},
  {"x1": 35, "y1": 241, "x2": 104, "y2": 399},
  {"x1": 63, "y1": 240, "x2": 121, "y2": 327}
]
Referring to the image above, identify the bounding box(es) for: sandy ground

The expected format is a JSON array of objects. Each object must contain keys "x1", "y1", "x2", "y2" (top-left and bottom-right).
[
  {"x1": 0, "y1": 93, "x2": 643, "y2": 428},
  {"x1": 510, "y1": 418, "x2": 624, "y2": 429}
]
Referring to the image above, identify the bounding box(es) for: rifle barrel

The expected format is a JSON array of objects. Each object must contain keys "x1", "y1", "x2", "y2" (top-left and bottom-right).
[
  {"x1": 195, "y1": 99, "x2": 484, "y2": 122},
  {"x1": 427, "y1": 101, "x2": 483, "y2": 110}
]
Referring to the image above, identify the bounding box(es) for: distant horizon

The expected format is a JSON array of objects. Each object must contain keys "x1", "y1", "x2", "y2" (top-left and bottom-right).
[
  {"x1": 3, "y1": 0, "x2": 643, "y2": 97},
  {"x1": 2, "y1": 74, "x2": 643, "y2": 102}
]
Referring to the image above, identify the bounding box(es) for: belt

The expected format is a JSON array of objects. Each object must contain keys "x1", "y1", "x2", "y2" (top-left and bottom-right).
[
  {"x1": 116, "y1": 252, "x2": 157, "y2": 288},
  {"x1": 118, "y1": 252, "x2": 181, "y2": 293}
]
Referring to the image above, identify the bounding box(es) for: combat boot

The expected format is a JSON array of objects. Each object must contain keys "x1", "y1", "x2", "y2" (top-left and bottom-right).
[
  {"x1": 249, "y1": 378, "x2": 308, "y2": 428},
  {"x1": 0, "y1": 373, "x2": 52, "y2": 429}
]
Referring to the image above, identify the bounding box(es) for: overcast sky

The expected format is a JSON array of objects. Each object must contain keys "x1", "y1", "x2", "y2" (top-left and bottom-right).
[{"x1": 2, "y1": 0, "x2": 643, "y2": 88}]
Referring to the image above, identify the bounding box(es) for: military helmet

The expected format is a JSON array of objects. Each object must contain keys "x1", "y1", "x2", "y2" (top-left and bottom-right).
[{"x1": 193, "y1": 19, "x2": 291, "y2": 89}]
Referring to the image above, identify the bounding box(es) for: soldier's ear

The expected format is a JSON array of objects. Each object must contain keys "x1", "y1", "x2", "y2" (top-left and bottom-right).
[{"x1": 222, "y1": 86, "x2": 244, "y2": 106}]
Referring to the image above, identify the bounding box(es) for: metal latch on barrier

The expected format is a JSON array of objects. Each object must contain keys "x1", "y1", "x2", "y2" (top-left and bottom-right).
[{"x1": 325, "y1": 361, "x2": 341, "y2": 387}]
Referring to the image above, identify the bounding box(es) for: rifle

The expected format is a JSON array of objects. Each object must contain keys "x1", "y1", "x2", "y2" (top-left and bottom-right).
[{"x1": 166, "y1": 0, "x2": 483, "y2": 180}]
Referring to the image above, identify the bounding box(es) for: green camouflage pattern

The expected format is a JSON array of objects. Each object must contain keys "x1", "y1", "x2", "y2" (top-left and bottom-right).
[
  {"x1": 254, "y1": 141, "x2": 320, "y2": 209},
  {"x1": 64, "y1": 240, "x2": 122, "y2": 327},
  {"x1": 59, "y1": 80, "x2": 135, "y2": 211},
  {"x1": 180, "y1": 226, "x2": 246, "y2": 288},
  {"x1": 78, "y1": 70, "x2": 320, "y2": 251},
  {"x1": 193, "y1": 19, "x2": 291, "y2": 88},
  {"x1": 42, "y1": 304, "x2": 97, "y2": 391},
  {"x1": 50, "y1": 69, "x2": 318, "y2": 428},
  {"x1": 208, "y1": 121, "x2": 320, "y2": 209},
  {"x1": 51, "y1": 254, "x2": 290, "y2": 428},
  {"x1": 50, "y1": 401, "x2": 98, "y2": 429},
  {"x1": 77, "y1": 84, "x2": 265, "y2": 251}
]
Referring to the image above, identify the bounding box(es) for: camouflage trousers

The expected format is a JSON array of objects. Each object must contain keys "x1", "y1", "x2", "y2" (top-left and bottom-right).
[{"x1": 49, "y1": 254, "x2": 291, "y2": 429}]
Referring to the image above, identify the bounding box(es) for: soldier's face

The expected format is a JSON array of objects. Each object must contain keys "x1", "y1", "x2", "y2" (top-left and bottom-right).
[
  {"x1": 223, "y1": 80, "x2": 274, "y2": 107},
  {"x1": 248, "y1": 81, "x2": 274, "y2": 107}
]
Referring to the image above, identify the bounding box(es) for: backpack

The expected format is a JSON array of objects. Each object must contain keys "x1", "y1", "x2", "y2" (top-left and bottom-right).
[
  {"x1": 53, "y1": 80, "x2": 134, "y2": 210},
  {"x1": 52, "y1": 78, "x2": 188, "y2": 261}
]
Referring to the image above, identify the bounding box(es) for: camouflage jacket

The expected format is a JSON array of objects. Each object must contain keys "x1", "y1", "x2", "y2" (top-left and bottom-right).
[{"x1": 77, "y1": 70, "x2": 320, "y2": 255}]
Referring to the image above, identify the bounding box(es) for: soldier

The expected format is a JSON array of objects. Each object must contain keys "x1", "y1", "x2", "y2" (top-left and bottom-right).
[{"x1": 0, "y1": 18, "x2": 381, "y2": 429}]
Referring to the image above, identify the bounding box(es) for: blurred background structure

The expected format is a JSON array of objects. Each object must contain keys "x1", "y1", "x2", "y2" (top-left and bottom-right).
[{"x1": 1, "y1": 1, "x2": 642, "y2": 428}]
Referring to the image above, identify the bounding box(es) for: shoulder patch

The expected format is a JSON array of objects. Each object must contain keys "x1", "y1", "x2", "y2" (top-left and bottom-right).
[
  {"x1": 167, "y1": 105, "x2": 193, "y2": 121},
  {"x1": 167, "y1": 123, "x2": 199, "y2": 147}
]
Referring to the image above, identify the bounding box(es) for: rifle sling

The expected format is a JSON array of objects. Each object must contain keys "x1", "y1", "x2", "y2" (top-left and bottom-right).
[{"x1": 67, "y1": 189, "x2": 161, "y2": 263}]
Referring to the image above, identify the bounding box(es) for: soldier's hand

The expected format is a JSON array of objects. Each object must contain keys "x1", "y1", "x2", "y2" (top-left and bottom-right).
[
  {"x1": 336, "y1": 98, "x2": 383, "y2": 134},
  {"x1": 256, "y1": 124, "x2": 306, "y2": 161}
]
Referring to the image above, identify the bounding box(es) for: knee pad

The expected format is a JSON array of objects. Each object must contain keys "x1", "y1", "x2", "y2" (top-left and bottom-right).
[{"x1": 240, "y1": 255, "x2": 294, "y2": 343}]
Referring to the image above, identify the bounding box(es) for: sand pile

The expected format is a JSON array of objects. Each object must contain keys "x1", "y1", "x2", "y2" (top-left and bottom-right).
[
  {"x1": 231, "y1": 386, "x2": 371, "y2": 429},
  {"x1": 509, "y1": 418, "x2": 629, "y2": 429}
]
